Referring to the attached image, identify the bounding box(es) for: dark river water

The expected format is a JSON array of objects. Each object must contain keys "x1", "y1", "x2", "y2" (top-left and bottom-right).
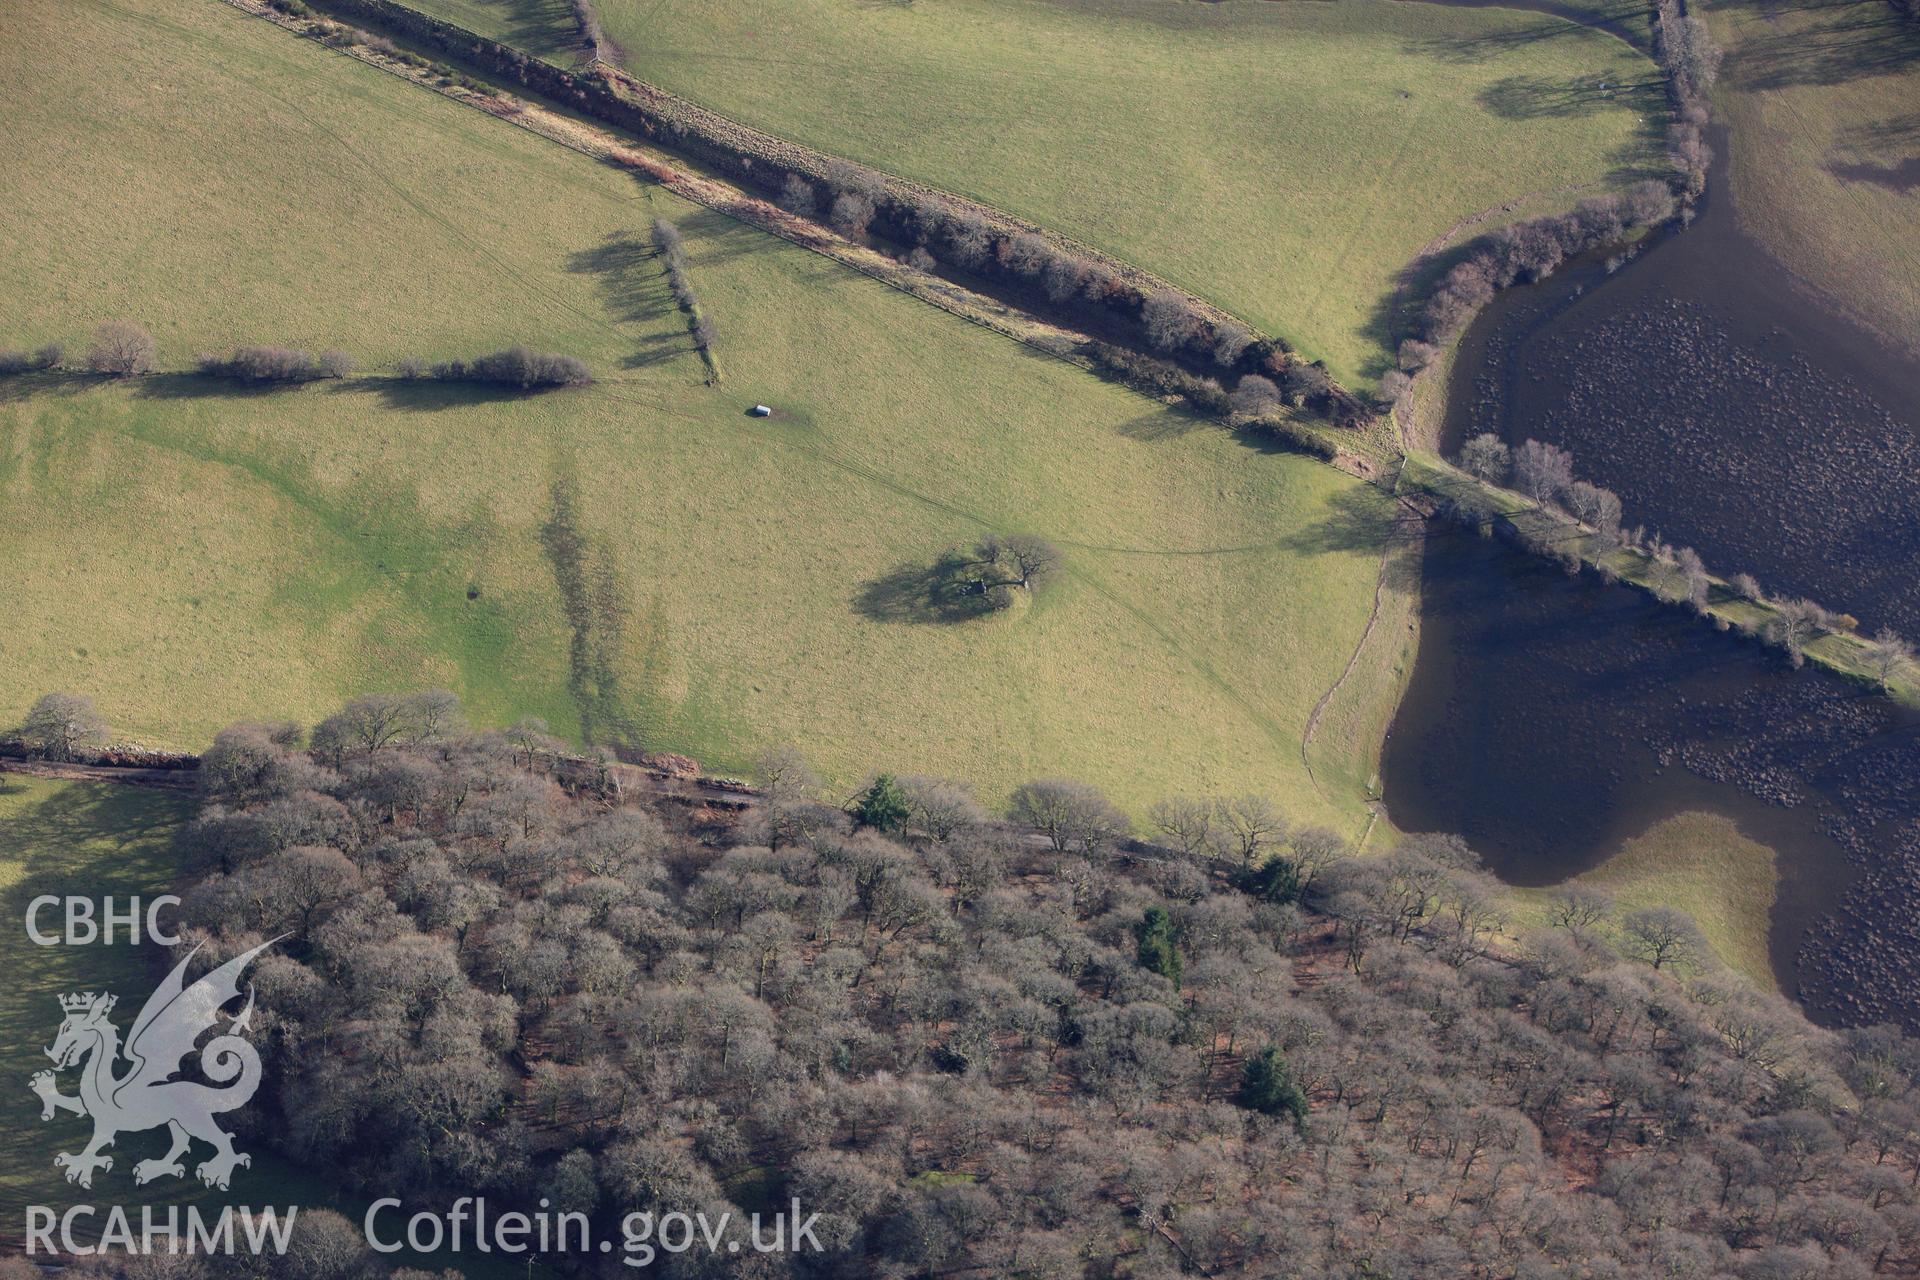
[
  {"x1": 1385, "y1": 136, "x2": 1920, "y2": 1028},
  {"x1": 1437, "y1": 130, "x2": 1920, "y2": 636}
]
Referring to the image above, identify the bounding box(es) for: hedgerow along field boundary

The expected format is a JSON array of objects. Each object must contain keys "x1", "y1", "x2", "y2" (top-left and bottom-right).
[
  {"x1": 279, "y1": 0, "x2": 1371, "y2": 421},
  {"x1": 227, "y1": 0, "x2": 1367, "y2": 459},
  {"x1": 567, "y1": 0, "x2": 1665, "y2": 389},
  {"x1": 1, "y1": 0, "x2": 1407, "y2": 823}
]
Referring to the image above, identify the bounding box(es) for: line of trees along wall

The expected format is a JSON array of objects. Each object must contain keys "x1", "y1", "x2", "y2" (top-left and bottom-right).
[{"x1": 292, "y1": 0, "x2": 1366, "y2": 422}]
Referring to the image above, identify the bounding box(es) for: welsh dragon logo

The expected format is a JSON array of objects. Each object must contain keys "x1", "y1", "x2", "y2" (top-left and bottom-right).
[{"x1": 29, "y1": 939, "x2": 279, "y2": 1191}]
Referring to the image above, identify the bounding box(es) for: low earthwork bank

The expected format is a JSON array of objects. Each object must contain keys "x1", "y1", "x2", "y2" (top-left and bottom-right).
[{"x1": 1394, "y1": 453, "x2": 1920, "y2": 706}]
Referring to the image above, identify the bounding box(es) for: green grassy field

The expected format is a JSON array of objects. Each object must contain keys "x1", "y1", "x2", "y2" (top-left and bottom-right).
[
  {"x1": 1510, "y1": 810, "x2": 1780, "y2": 990},
  {"x1": 405, "y1": 0, "x2": 582, "y2": 62},
  {"x1": 0, "y1": 0, "x2": 1405, "y2": 826},
  {"x1": 480, "y1": 0, "x2": 1669, "y2": 388},
  {"x1": 1712, "y1": 0, "x2": 1920, "y2": 354}
]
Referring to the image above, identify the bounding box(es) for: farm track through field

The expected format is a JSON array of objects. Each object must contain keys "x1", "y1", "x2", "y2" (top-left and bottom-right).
[
  {"x1": 1300, "y1": 501, "x2": 1425, "y2": 799},
  {"x1": 216, "y1": 0, "x2": 1397, "y2": 438}
]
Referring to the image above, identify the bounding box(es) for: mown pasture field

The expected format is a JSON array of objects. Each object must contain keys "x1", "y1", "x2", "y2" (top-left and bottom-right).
[
  {"x1": 1713, "y1": 0, "x2": 1920, "y2": 354},
  {"x1": 520, "y1": 0, "x2": 1671, "y2": 387},
  {"x1": 0, "y1": 0, "x2": 1406, "y2": 825}
]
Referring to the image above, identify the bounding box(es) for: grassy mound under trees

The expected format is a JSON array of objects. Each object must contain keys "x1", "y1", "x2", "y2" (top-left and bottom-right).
[
  {"x1": 1514, "y1": 810, "x2": 1781, "y2": 990},
  {"x1": 0, "y1": 0, "x2": 1405, "y2": 822}
]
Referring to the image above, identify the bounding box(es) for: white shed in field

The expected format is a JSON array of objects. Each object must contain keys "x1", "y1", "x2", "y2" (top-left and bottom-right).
[{"x1": 750, "y1": 404, "x2": 772, "y2": 417}]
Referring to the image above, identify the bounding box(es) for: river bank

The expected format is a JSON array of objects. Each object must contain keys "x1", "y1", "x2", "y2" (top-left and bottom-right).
[
  {"x1": 1434, "y1": 128, "x2": 1920, "y2": 638},
  {"x1": 1382, "y1": 524, "x2": 1920, "y2": 1025},
  {"x1": 1381, "y1": 20, "x2": 1920, "y2": 1026}
]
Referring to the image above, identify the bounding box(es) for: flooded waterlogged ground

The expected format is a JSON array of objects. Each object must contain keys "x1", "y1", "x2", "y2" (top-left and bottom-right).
[{"x1": 1385, "y1": 530, "x2": 1920, "y2": 1026}]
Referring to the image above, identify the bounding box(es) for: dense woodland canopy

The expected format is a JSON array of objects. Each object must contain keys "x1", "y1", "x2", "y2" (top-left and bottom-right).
[{"x1": 91, "y1": 694, "x2": 1920, "y2": 1278}]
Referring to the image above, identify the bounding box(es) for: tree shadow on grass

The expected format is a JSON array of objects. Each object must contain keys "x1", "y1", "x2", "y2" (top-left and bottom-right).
[
  {"x1": 1228, "y1": 423, "x2": 1298, "y2": 456},
  {"x1": 483, "y1": 0, "x2": 580, "y2": 54},
  {"x1": 854, "y1": 552, "x2": 1006, "y2": 625},
  {"x1": 1823, "y1": 111, "x2": 1920, "y2": 193},
  {"x1": 1281, "y1": 486, "x2": 1423, "y2": 594},
  {"x1": 326, "y1": 376, "x2": 575, "y2": 412},
  {"x1": 567, "y1": 230, "x2": 718, "y2": 370},
  {"x1": 132, "y1": 374, "x2": 302, "y2": 402},
  {"x1": 1721, "y1": 0, "x2": 1920, "y2": 91},
  {"x1": 1407, "y1": 17, "x2": 1593, "y2": 65},
  {"x1": 1825, "y1": 154, "x2": 1920, "y2": 193},
  {"x1": 1114, "y1": 404, "x2": 1215, "y2": 442},
  {"x1": 1478, "y1": 73, "x2": 1645, "y2": 120},
  {"x1": 681, "y1": 206, "x2": 789, "y2": 269},
  {"x1": 619, "y1": 337, "x2": 696, "y2": 371},
  {"x1": 0, "y1": 371, "x2": 102, "y2": 404},
  {"x1": 1835, "y1": 111, "x2": 1920, "y2": 151},
  {"x1": 567, "y1": 233, "x2": 677, "y2": 328}
]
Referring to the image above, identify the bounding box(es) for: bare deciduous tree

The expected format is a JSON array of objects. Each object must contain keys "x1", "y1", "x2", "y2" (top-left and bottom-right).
[
  {"x1": 1566, "y1": 481, "x2": 1622, "y2": 538},
  {"x1": 1865, "y1": 628, "x2": 1915, "y2": 691},
  {"x1": 1008, "y1": 778, "x2": 1128, "y2": 853},
  {"x1": 195, "y1": 346, "x2": 353, "y2": 382},
  {"x1": 1547, "y1": 884, "x2": 1613, "y2": 939},
  {"x1": 1141, "y1": 291, "x2": 1205, "y2": 354},
  {"x1": 1149, "y1": 796, "x2": 1215, "y2": 859},
  {"x1": 898, "y1": 775, "x2": 983, "y2": 842},
  {"x1": 1212, "y1": 323, "x2": 1255, "y2": 368},
  {"x1": 0, "y1": 343, "x2": 62, "y2": 375},
  {"x1": 829, "y1": 192, "x2": 876, "y2": 237},
  {"x1": 1672, "y1": 546, "x2": 1710, "y2": 611},
  {"x1": 1621, "y1": 906, "x2": 1708, "y2": 971},
  {"x1": 1513, "y1": 439, "x2": 1574, "y2": 506},
  {"x1": 19, "y1": 691, "x2": 108, "y2": 761},
  {"x1": 1458, "y1": 434, "x2": 1511, "y2": 484},
  {"x1": 1214, "y1": 795, "x2": 1285, "y2": 867},
  {"x1": 86, "y1": 320, "x2": 155, "y2": 376},
  {"x1": 977, "y1": 533, "x2": 1061, "y2": 594},
  {"x1": 431, "y1": 347, "x2": 589, "y2": 388},
  {"x1": 777, "y1": 174, "x2": 818, "y2": 218},
  {"x1": 1229, "y1": 374, "x2": 1282, "y2": 418},
  {"x1": 1767, "y1": 598, "x2": 1833, "y2": 667}
]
